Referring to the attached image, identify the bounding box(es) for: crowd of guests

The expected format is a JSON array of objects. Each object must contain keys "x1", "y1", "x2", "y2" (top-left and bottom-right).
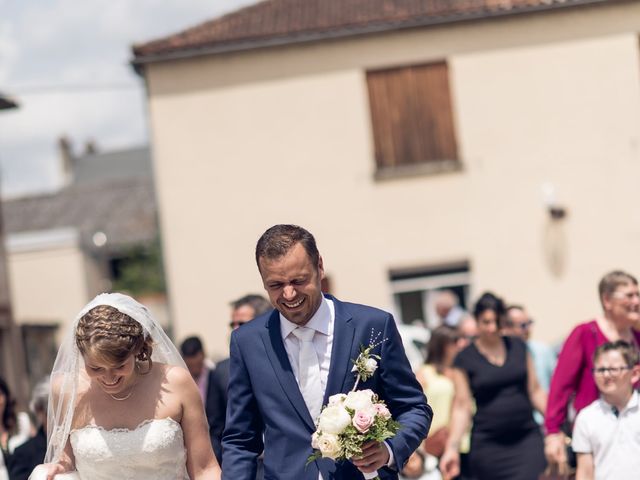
[
  {"x1": 179, "y1": 293, "x2": 271, "y2": 478},
  {"x1": 3, "y1": 269, "x2": 640, "y2": 479},
  {"x1": 0, "y1": 377, "x2": 46, "y2": 480},
  {"x1": 401, "y1": 269, "x2": 640, "y2": 480}
]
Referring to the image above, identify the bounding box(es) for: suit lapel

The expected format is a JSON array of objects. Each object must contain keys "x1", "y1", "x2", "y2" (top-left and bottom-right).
[
  {"x1": 323, "y1": 297, "x2": 356, "y2": 404},
  {"x1": 261, "y1": 310, "x2": 316, "y2": 430}
]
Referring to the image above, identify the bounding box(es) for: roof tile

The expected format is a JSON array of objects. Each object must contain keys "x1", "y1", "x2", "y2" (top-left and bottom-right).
[{"x1": 132, "y1": 0, "x2": 624, "y2": 62}]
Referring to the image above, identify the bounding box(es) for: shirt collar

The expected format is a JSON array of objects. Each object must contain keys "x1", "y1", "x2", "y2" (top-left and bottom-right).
[
  {"x1": 280, "y1": 295, "x2": 331, "y2": 340},
  {"x1": 599, "y1": 390, "x2": 639, "y2": 415},
  {"x1": 626, "y1": 390, "x2": 639, "y2": 411}
]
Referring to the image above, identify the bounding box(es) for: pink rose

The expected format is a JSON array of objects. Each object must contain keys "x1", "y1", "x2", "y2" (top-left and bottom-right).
[
  {"x1": 374, "y1": 403, "x2": 391, "y2": 420},
  {"x1": 352, "y1": 409, "x2": 375, "y2": 433}
]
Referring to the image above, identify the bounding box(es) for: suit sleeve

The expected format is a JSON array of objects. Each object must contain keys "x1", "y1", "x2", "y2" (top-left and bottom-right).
[
  {"x1": 221, "y1": 332, "x2": 264, "y2": 480},
  {"x1": 379, "y1": 314, "x2": 433, "y2": 470},
  {"x1": 206, "y1": 367, "x2": 226, "y2": 463},
  {"x1": 7, "y1": 441, "x2": 35, "y2": 480}
]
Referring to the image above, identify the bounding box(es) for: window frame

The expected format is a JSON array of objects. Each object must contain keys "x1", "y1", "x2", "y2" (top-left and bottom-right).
[{"x1": 366, "y1": 60, "x2": 461, "y2": 179}]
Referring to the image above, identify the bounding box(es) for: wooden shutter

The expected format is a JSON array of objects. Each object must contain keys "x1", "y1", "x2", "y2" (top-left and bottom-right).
[{"x1": 367, "y1": 61, "x2": 458, "y2": 170}]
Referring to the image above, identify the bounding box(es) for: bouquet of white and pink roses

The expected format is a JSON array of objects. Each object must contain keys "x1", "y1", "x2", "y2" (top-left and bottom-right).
[{"x1": 308, "y1": 332, "x2": 401, "y2": 480}]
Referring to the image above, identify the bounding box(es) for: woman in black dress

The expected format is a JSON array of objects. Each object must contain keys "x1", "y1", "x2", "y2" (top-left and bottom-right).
[{"x1": 439, "y1": 292, "x2": 547, "y2": 480}]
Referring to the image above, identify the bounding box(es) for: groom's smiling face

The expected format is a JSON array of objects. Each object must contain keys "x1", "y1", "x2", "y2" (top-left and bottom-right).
[{"x1": 259, "y1": 242, "x2": 325, "y2": 326}]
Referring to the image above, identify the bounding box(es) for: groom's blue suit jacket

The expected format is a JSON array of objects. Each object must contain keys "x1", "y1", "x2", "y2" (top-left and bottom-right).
[{"x1": 221, "y1": 295, "x2": 432, "y2": 480}]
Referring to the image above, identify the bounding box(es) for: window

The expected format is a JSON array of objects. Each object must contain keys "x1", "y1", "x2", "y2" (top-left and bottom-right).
[
  {"x1": 390, "y1": 263, "x2": 470, "y2": 329},
  {"x1": 109, "y1": 238, "x2": 166, "y2": 296},
  {"x1": 366, "y1": 61, "x2": 459, "y2": 176},
  {"x1": 22, "y1": 324, "x2": 58, "y2": 390}
]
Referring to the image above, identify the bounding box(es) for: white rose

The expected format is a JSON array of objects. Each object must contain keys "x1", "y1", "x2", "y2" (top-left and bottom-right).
[
  {"x1": 364, "y1": 358, "x2": 378, "y2": 373},
  {"x1": 344, "y1": 389, "x2": 374, "y2": 411},
  {"x1": 328, "y1": 393, "x2": 347, "y2": 406},
  {"x1": 311, "y1": 431, "x2": 320, "y2": 449},
  {"x1": 317, "y1": 433, "x2": 342, "y2": 460},
  {"x1": 318, "y1": 405, "x2": 351, "y2": 434}
]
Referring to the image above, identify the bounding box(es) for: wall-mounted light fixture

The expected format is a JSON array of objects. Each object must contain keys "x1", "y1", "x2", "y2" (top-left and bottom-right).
[
  {"x1": 541, "y1": 182, "x2": 567, "y2": 220},
  {"x1": 92, "y1": 231, "x2": 108, "y2": 248}
]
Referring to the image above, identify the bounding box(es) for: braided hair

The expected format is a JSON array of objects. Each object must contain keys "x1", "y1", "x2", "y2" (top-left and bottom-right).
[{"x1": 76, "y1": 305, "x2": 153, "y2": 370}]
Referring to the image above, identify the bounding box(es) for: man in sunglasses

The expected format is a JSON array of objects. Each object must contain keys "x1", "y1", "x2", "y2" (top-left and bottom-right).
[
  {"x1": 504, "y1": 305, "x2": 557, "y2": 403},
  {"x1": 208, "y1": 294, "x2": 272, "y2": 474}
]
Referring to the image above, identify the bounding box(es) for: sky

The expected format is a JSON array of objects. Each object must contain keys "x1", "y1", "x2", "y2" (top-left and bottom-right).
[{"x1": 0, "y1": 0, "x2": 259, "y2": 198}]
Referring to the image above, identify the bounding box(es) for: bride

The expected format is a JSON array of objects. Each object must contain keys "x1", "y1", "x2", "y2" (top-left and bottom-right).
[{"x1": 30, "y1": 293, "x2": 221, "y2": 480}]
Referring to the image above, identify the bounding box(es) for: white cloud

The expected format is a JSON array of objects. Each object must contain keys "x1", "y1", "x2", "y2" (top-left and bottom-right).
[
  {"x1": 0, "y1": 21, "x2": 19, "y2": 84},
  {"x1": 0, "y1": 0, "x2": 260, "y2": 196}
]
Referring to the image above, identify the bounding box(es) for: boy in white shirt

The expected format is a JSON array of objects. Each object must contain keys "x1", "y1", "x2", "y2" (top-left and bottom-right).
[{"x1": 572, "y1": 340, "x2": 640, "y2": 480}]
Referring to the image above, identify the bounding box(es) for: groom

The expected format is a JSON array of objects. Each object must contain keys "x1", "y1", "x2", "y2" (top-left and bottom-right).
[{"x1": 221, "y1": 225, "x2": 432, "y2": 480}]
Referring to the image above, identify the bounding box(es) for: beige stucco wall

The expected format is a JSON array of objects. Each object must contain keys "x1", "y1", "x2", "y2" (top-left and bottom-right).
[
  {"x1": 143, "y1": 2, "x2": 640, "y2": 356},
  {"x1": 8, "y1": 244, "x2": 90, "y2": 337},
  {"x1": 7, "y1": 242, "x2": 171, "y2": 336}
]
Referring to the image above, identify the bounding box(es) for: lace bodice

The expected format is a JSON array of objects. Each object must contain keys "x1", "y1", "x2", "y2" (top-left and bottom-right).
[{"x1": 70, "y1": 418, "x2": 188, "y2": 480}]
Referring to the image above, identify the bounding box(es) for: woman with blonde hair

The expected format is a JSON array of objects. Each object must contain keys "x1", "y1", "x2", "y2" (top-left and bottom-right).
[{"x1": 402, "y1": 326, "x2": 467, "y2": 480}]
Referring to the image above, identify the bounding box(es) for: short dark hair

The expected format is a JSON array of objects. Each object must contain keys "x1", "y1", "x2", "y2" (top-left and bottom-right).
[
  {"x1": 230, "y1": 294, "x2": 272, "y2": 317},
  {"x1": 594, "y1": 340, "x2": 640, "y2": 368},
  {"x1": 255, "y1": 224, "x2": 320, "y2": 269},
  {"x1": 180, "y1": 336, "x2": 204, "y2": 357},
  {"x1": 473, "y1": 292, "x2": 506, "y2": 328}
]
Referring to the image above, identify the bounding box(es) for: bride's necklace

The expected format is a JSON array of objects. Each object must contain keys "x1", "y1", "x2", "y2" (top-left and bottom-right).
[
  {"x1": 110, "y1": 389, "x2": 134, "y2": 401},
  {"x1": 108, "y1": 376, "x2": 139, "y2": 401}
]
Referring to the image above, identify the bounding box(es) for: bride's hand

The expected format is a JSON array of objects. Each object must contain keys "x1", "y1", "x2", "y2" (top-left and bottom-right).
[
  {"x1": 30, "y1": 462, "x2": 71, "y2": 480},
  {"x1": 46, "y1": 463, "x2": 67, "y2": 480}
]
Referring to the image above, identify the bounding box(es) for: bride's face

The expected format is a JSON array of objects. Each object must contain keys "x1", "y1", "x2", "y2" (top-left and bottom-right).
[{"x1": 83, "y1": 352, "x2": 137, "y2": 395}]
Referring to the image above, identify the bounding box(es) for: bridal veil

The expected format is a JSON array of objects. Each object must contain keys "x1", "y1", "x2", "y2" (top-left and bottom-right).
[{"x1": 44, "y1": 293, "x2": 187, "y2": 464}]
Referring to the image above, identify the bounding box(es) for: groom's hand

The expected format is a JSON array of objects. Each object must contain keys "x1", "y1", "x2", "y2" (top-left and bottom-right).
[{"x1": 351, "y1": 440, "x2": 390, "y2": 473}]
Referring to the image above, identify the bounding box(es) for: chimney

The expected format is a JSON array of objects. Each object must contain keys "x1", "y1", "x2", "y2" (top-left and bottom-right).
[
  {"x1": 84, "y1": 139, "x2": 98, "y2": 155},
  {"x1": 58, "y1": 135, "x2": 75, "y2": 185}
]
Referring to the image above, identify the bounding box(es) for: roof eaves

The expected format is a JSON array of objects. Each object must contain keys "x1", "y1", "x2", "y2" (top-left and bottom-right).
[
  {"x1": 0, "y1": 94, "x2": 18, "y2": 110},
  {"x1": 131, "y1": 0, "x2": 617, "y2": 69}
]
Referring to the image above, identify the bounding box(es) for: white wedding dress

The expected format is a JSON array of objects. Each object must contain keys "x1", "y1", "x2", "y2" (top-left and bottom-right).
[{"x1": 31, "y1": 418, "x2": 188, "y2": 480}]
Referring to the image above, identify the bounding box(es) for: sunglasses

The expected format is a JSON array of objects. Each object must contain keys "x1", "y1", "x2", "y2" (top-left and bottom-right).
[{"x1": 505, "y1": 319, "x2": 534, "y2": 330}]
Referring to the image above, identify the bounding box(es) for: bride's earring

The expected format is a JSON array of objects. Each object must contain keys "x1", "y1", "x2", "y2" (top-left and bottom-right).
[{"x1": 136, "y1": 350, "x2": 152, "y2": 375}]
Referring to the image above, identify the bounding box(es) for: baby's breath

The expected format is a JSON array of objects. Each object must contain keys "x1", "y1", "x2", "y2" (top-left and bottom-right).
[{"x1": 351, "y1": 329, "x2": 388, "y2": 387}]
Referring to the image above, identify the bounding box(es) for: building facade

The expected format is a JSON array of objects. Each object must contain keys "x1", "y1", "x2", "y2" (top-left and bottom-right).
[
  {"x1": 133, "y1": 0, "x2": 640, "y2": 356},
  {"x1": 3, "y1": 142, "x2": 165, "y2": 387}
]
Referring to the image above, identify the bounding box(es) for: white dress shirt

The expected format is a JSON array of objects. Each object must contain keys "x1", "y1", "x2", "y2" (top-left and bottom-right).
[
  {"x1": 280, "y1": 296, "x2": 334, "y2": 398},
  {"x1": 279, "y1": 296, "x2": 394, "y2": 477}
]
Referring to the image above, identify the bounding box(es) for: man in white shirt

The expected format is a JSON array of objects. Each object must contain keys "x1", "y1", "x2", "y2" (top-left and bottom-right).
[{"x1": 222, "y1": 224, "x2": 432, "y2": 480}]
